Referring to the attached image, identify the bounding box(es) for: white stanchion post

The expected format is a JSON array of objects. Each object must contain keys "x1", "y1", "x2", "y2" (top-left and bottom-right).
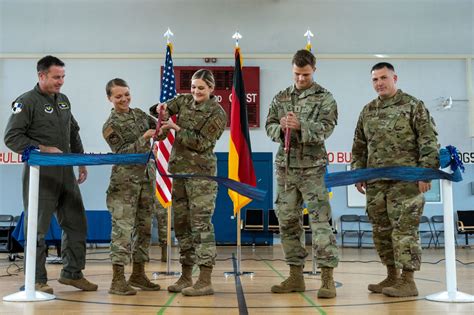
[
  {"x1": 3, "y1": 165, "x2": 55, "y2": 302},
  {"x1": 426, "y1": 179, "x2": 474, "y2": 303}
]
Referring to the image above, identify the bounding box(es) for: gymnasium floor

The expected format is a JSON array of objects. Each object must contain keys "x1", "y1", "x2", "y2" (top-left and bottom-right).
[{"x1": 0, "y1": 245, "x2": 473, "y2": 314}]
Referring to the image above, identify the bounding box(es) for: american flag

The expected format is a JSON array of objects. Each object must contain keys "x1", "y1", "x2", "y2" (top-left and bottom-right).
[{"x1": 154, "y1": 43, "x2": 177, "y2": 208}]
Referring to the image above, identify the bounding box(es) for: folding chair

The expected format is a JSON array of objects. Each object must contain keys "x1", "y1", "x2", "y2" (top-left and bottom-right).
[
  {"x1": 419, "y1": 215, "x2": 435, "y2": 248},
  {"x1": 340, "y1": 215, "x2": 360, "y2": 247},
  {"x1": 267, "y1": 209, "x2": 279, "y2": 232},
  {"x1": 457, "y1": 210, "x2": 474, "y2": 246},
  {"x1": 359, "y1": 215, "x2": 373, "y2": 247}
]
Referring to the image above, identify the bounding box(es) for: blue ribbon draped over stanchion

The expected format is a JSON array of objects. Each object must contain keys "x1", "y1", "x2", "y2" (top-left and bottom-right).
[
  {"x1": 325, "y1": 146, "x2": 463, "y2": 188},
  {"x1": 21, "y1": 146, "x2": 267, "y2": 202},
  {"x1": 21, "y1": 145, "x2": 464, "y2": 201}
]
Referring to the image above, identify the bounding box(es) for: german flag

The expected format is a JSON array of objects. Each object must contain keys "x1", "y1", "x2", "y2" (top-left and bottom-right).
[{"x1": 228, "y1": 47, "x2": 256, "y2": 215}]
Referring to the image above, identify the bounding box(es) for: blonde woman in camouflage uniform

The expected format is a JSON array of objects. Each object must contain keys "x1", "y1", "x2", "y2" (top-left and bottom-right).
[
  {"x1": 103, "y1": 78, "x2": 161, "y2": 295},
  {"x1": 351, "y1": 62, "x2": 439, "y2": 297},
  {"x1": 266, "y1": 50, "x2": 339, "y2": 298},
  {"x1": 151, "y1": 69, "x2": 226, "y2": 296}
]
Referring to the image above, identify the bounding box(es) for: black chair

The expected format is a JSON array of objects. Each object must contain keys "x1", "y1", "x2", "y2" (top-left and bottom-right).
[
  {"x1": 302, "y1": 213, "x2": 310, "y2": 231},
  {"x1": 244, "y1": 209, "x2": 264, "y2": 231},
  {"x1": 0, "y1": 215, "x2": 14, "y2": 252},
  {"x1": 419, "y1": 215, "x2": 435, "y2": 248},
  {"x1": 431, "y1": 215, "x2": 444, "y2": 247},
  {"x1": 457, "y1": 210, "x2": 474, "y2": 246},
  {"x1": 267, "y1": 209, "x2": 279, "y2": 232},
  {"x1": 430, "y1": 215, "x2": 459, "y2": 248},
  {"x1": 359, "y1": 215, "x2": 373, "y2": 247},
  {"x1": 340, "y1": 215, "x2": 360, "y2": 247}
]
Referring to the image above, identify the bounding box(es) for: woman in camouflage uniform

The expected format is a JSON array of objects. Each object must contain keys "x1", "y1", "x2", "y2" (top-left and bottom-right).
[
  {"x1": 151, "y1": 69, "x2": 227, "y2": 296},
  {"x1": 103, "y1": 78, "x2": 161, "y2": 295}
]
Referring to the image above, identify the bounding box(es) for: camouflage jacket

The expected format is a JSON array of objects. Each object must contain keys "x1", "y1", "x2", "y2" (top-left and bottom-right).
[
  {"x1": 351, "y1": 89, "x2": 439, "y2": 170},
  {"x1": 158, "y1": 94, "x2": 227, "y2": 174},
  {"x1": 103, "y1": 107, "x2": 155, "y2": 183},
  {"x1": 265, "y1": 82, "x2": 338, "y2": 168}
]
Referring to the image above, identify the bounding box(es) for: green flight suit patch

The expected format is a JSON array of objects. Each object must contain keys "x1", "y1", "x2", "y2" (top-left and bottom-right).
[
  {"x1": 58, "y1": 102, "x2": 70, "y2": 110},
  {"x1": 44, "y1": 104, "x2": 54, "y2": 114}
]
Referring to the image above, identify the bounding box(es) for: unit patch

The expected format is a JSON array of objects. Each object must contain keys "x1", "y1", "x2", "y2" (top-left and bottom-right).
[
  {"x1": 12, "y1": 102, "x2": 23, "y2": 114},
  {"x1": 103, "y1": 126, "x2": 122, "y2": 146},
  {"x1": 58, "y1": 102, "x2": 70, "y2": 110},
  {"x1": 44, "y1": 104, "x2": 54, "y2": 114}
]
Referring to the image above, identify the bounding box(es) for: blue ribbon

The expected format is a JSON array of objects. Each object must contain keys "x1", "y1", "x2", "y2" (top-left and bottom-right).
[
  {"x1": 21, "y1": 147, "x2": 266, "y2": 201},
  {"x1": 325, "y1": 145, "x2": 464, "y2": 188},
  {"x1": 21, "y1": 145, "x2": 39, "y2": 163},
  {"x1": 21, "y1": 145, "x2": 464, "y2": 201},
  {"x1": 325, "y1": 166, "x2": 461, "y2": 188},
  {"x1": 443, "y1": 145, "x2": 465, "y2": 172}
]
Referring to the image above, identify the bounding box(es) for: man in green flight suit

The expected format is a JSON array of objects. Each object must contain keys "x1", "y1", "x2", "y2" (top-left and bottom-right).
[{"x1": 4, "y1": 55, "x2": 98, "y2": 294}]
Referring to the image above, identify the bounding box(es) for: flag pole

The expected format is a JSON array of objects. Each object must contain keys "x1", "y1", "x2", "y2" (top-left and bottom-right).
[
  {"x1": 224, "y1": 32, "x2": 255, "y2": 278},
  {"x1": 237, "y1": 211, "x2": 241, "y2": 274},
  {"x1": 166, "y1": 205, "x2": 172, "y2": 274},
  {"x1": 302, "y1": 29, "x2": 320, "y2": 277},
  {"x1": 235, "y1": 31, "x2": 242, "y2": 276},
  {"x1": 152, "y1": 27, "x2": 180, "y2": 279}
]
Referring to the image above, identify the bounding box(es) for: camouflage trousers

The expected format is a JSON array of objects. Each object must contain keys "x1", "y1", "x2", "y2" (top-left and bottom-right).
[
  {"x1": 153, "y1": 201, "x2": 168, "y2": 246},
  {"x1": 106, "y1": 180, "x2": 154, "y2": 265},
  {"x1": 172, "y1": 177, "x2": 217, "y2": 267},
  {"x1": 276, "y1": 166, "x2": 339, "y2": 268},
  {"x1": 366, "y1": 180, "x2": 425, "y2": 271}
]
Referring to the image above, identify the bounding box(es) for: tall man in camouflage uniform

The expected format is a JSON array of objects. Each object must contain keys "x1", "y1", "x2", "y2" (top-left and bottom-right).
[
  {"x1": 266, "y1": 49, "x2": 339, "y2": 298},
  {"x1": 351, "y1": 62, "x2": 439, "y2": 297},
  {"x1": 4, "y1": 55, "x2": 97, "y2": 294}
]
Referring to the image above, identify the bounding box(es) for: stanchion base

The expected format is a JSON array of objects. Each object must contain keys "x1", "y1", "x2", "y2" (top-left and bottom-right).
[
  {"x1": 152, "y1": 271, "x2": 181, "y2": 279},
  {"x1": 3, "y1": 291, "x2": 55, "y2": 302},
  {"x1": 224, "y1": 271, "x2": 255, "y2": 279},
  {"x1": 303, "y1": 271, "x2": 320, "y2": 276},
  {"x1": 426, "y1": 291, "x2": 474, "y2": 303}
]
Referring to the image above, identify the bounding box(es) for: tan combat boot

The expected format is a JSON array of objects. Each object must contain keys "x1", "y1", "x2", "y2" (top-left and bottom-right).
[
  {"x1": 317, "y1": 267, "x2": 336, "y2": 298},
  {"x1": 109, "y1": 264, "x2": 137, "y2": 295},
  {"x1": 161, "y1": 246, "x2": 167, "y2": 263},
  {"x1": 368, "y1": 265, "x2": 400, "y2": 293},
  {"x1": 181, "y1": 265, "x2": 214, "y2": 296},
  {"x1": 168, "y1": 264, "x2": 193, "y2": 292},
  {"x1": 58, "y1": 276, "x2": 98, "y2": 291},
  {"x1": 128, "y1": 262, "x2": 161, "y2": 291},
  {"x1": 21, "y1": 283, "x2": 54, "y2": 294},
  {"x1": 271, "y1": 265, "x2": 305, "y2": 293},
  {"x1": 382, "y1": 269, "x2": 418, "y2": 297}
]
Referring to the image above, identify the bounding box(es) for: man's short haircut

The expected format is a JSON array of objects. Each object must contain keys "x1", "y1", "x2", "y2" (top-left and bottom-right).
[
  {"x1": 371, "y1": 62, "x2": 395, "y2": 73},
  {"x1": 37, "y1": 55, "x2": 65, "y2": 73},
  {"x1": 292, "y1": 49, "x2": 316, "y2": 68}
]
